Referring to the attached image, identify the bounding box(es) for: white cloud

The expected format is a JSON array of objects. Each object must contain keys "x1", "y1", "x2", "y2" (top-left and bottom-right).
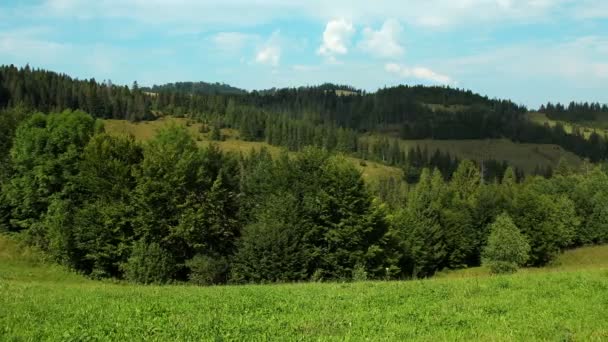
[
  {"x1": 256, "y1": 46, "x2": 280, "y2": 66},
  {"x1": 24, "y1": 0, "x2": 608, "y2": 31},
  {"x1": 255, "y1": 31, "x2": 281, "y2": 66},
  {"x1": 0, "y1": 27, "x2": 69, "y2": 64},
  {"x1": 359, "y1": 19, "x2": 404, "y2": 58},
  {"x1": 448, "y1": 36, "x2": 608, "y2": 81},
  {"x1": 385, "y1": 63, "x2": 453, "y2": 84},
  {"x1": 292, "y1": 64, "x2": 321, "y2": 72},
  {"x1": 318, "y1": 19, "x2": 355, "y2": 60},
  {"x1": 211, "y1": 32, "x2": 258, "y2": 53}
]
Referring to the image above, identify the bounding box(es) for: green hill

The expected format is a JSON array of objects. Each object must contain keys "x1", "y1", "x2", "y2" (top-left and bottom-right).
[
  {"x1": 1, "y1": 235, "x2": 607, "y2": 340},
  {"x1": 103, "y1": 117, "x2": 404, "y2": 183},
  {"x1": 141, "y1": 81, "x2": 247, "y2": 95},
  {"x1": 104, "y1": 117, "x2": 583, "y2": 178},
  {"x1": 527, "y1": 112, "x2": 608, "y2": 139},
  {"x1": 361, "y1": 134, "x2": 583, "y2": 174}
]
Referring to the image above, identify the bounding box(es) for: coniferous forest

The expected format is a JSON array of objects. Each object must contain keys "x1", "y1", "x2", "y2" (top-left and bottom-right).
[{"x1": 1, "y1": 64, "x2": 608, "y2": 284}]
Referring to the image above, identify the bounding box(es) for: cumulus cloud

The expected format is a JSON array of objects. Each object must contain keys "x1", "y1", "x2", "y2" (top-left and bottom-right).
[
  {"x1": 359, "y1": 19, "x2": 404, "y2": 58},
  {"x1": 318, "y1": 19, "x2": 355, "y2": 60},
  {"x1": 385, "y1": 63, "x2": 453, "y2": 84},
  {"x1": 255, "y1": 31, "x2": 281, "y2": 66}
]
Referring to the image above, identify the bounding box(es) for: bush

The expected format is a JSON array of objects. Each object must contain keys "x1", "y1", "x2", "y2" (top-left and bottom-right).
[
  {"x1": 352, "y1": 264, "x2": 368, "y2": 282},
  {"x1": 122, "y1": 240, "x2": 174, "y2": 284},
  {"x1": 186, "y1": 254, "x2": 229, "y2": 285},
  {"x1": 482, "y1": 213, "x2": 530, "y2": 274}
]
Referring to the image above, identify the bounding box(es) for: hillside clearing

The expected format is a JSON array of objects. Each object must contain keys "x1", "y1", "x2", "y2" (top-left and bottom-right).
[
  {"x1": 103, "y1": 117, "x2": 404, "y2": 182},
  {"x1": 104, "y1": 117, "x2": 583, "y2": 178},
  {"x1": 362, "y1": 135, "x2": 582, "y2": 174},
  {"x1": 527, "y1": 112, "x2": 608, "y2": 139}
]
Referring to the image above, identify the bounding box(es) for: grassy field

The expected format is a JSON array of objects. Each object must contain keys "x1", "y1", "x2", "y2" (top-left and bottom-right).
[
  {"x1": 1, "y1": 235, "x2": 608, "y2": 340},
  {"x1": 103, "y1": 117, "x2": 404, "y2": 183},
  {"x1": 104, "y1": 117, "x2": 584, "y2": 179},
  {"x1": 527, "y1": 112, "x2": 608, "y2": 139},
  {"x1": 362, "y1": 135, "x2": 582, "y2": 174},
  {"x1": 436, "y1": 244, "x2": 608, "y2": 279}
]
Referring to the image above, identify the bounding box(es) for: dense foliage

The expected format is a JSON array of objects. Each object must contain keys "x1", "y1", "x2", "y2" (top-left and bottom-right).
[
  {"x1": 2, "y1": 64, "x2": 607, "y2": 166},
  {"x1": 0, "y1": 65, "x2": 152, "y2": 121},
  {"x1": 1, "y1": 109, "x2": 607, "y2": 284},
  {"x1": 482, "y1": 213, "x2": 530, "y2": 274},
  {"x1": 141, "y1": 81, "x2": 246, "y2": 95},
  {"x1": 540, "y1": 102, "x2": 608, "y2": 123}
]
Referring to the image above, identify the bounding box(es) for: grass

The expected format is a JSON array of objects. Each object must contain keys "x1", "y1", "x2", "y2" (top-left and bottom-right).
[
  {"x1": 362, "y1": 135, "x2": 582, "y2": 174},
  {"x1": 104, "y1": 116, "x2": 586, "y2": 180},
  {"x1": 103, "y1": 117, "x2": 404, "y2": 183},
  {"x1": 436, "y1": 244, "x2": 608, "y2": 280},
  {"x1": 1, "y1": 235, "x2": 608, "y2": 340},
  {"x1": 527, "y1": 112, "x2": 608, "y2": 139}
]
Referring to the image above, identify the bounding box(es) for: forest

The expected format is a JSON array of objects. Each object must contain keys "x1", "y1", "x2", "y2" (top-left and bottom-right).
[
  {"x1": 2, "y1": 65, "x2": 608, "y2": 284},
  {"x1": 2, "y1": 64, "x2": 607, "y2": 165},
  {"x1": 1, "y1": 105, "x2": 607, "y2": 284},
  {"x1": 540, "y1": 101, "x2": 608, "y2": 123}
]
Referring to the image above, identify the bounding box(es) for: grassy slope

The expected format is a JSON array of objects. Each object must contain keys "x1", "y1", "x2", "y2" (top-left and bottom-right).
[
  {"x1": 103, "y1": 117, "x2": 404, "y2": 183},
  {"x1": 104, "y1": 117, "x2": 583, "y2": 179},
  {"x1": 362, "y1": 135, "x2": 582, "y2": 174},
  {"x1": 1, "y1": 235, "x2": 607, "y2": 340},
  {"x1": 527, "y1": 112, "x2": 608, "y2": 139},
  {"x1": 436, "y1": 245, "x2": 608, "y2": 279}
]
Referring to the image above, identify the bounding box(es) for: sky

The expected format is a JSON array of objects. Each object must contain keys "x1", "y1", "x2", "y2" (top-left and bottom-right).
[{"x1": 1, "y1": 0, "x2": 607, "y2": 108}]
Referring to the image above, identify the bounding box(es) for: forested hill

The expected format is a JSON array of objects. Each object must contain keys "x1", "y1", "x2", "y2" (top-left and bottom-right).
[
  {"x1": 1, "y1": 64, "x2": 607, "y2": 162},
  {"x1": 141, "y1": 81, "x2": 247, "y2": 95},
  {"x1": 539, "y1": 102, "x2": 608, "y2": 123},
  {"x1": 0, "y1": 65, "x2": 153, "y2": 121}
]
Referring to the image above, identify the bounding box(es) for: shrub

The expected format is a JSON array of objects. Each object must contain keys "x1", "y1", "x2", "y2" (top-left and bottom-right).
[
  {"x1": 122, "y1": 240, "x2": 174, "y2": 284},
  {"x1": 186, "y1": 254, "x2": 229, "y2": 285},
  {"x1": 482, "y1": 213, "x2": 530, "y2": 274},
  {"x1": 352, "y1": 264, "x2": 368, "y2": 282}
]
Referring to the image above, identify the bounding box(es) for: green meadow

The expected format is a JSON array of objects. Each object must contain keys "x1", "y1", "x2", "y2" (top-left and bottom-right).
[{"x1": 1, "y1": 235, "x2": 607, "y2": 341}]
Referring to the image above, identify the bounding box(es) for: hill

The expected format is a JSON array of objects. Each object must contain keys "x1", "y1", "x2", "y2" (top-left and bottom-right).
[
  {"x1": 362, "y1": 134, "x2": 582, "y2": 174},
  {"x1": 2, "y1": 65, "x2": 606, "y2": 162},
  {"x1": 141, "y1": 81, "x2": 247, "y2": 95},
  {"x1": 1, "y1": 235, "x2": 607, "y2": 340},
  {"x1": 104, "y1": 117, "x2": 583, "y2": 176},
  {"x1": 103, "y1": 117, "x2": 405, "y2": 183},
  {"x1": 528, "y1": 112, "x2": 608, "y2": 139}
]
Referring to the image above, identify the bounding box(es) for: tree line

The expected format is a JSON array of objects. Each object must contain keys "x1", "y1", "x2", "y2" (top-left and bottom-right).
[
  {"x1": 3, "y1": 64, "x2": 608, "y2": 163},
  {"x1": 1, "y1": 109, "x2": 607, "y2": 284},
  {"x1": 540, "y1": 102, "x2": 608, "y2": 123},
  {"x1": 0, "y1": 65, "x2": 152, "y2": 121}
]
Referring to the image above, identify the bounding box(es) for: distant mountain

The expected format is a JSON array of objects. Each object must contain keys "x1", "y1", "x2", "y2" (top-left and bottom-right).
[{"x1": 142, "y1": 81, "x2": 247, "y2": 95}]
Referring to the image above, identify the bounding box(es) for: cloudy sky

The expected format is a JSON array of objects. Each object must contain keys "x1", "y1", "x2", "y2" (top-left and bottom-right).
[{"x1": 1, "y1": 0, "x2": 607, "y2": 108}]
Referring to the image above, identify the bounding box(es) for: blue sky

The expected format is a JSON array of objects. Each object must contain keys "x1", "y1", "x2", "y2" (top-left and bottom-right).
[{"x1": 1, "y1": 0, "x2": 607, "y2": 108}]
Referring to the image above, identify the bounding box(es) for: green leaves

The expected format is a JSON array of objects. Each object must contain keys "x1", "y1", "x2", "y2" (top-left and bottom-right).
[
  {"x1": 482, "y1": 213, "x2": 530, "y2": 274},
  {"x1": 232, "y1": 148, "x2": 389, "y2": 282},
  {"x1": 5, "y1": 110, "x2": 96, "y2": 232}
]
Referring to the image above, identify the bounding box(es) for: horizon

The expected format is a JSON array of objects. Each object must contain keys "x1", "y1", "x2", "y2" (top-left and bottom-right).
[{"x1": 1, "y1": 1, "x2": 607, "y2": 108}]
